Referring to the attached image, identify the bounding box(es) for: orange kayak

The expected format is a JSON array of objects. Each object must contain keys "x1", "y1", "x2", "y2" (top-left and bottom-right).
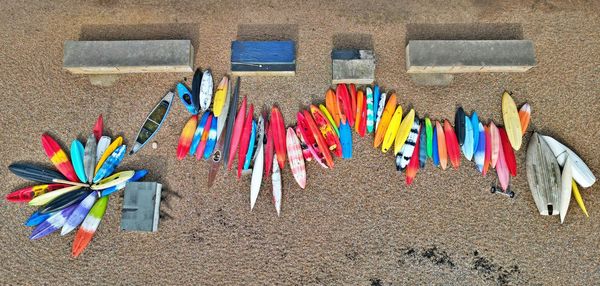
[
  {"x1": 325, "y1": 89, "x2": 340, "y2": 126},
  {"x1": 355, "y1": 89, "x2": 366, "y2": 137},
  {"x1": 435, "y1": 121, "x2": 448, "y2": 170},
  {"x1": 373, "y1": 93, "x2": 397, "y2": 148}
]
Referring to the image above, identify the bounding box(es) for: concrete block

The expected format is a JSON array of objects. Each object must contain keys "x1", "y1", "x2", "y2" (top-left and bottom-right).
[
  {"x1": 332, "y1": 49, "x2": 375, "y2": 84},
  {"x1": 120, "y1": 182, "x2": 162, "y2": 232},
  {"x1": 63, "y1": 40, "x2": 194, "y2": 74},
  {"x1": 409, "y1": 73, "x2": 454, "y2": 86},
  {"x1": 406, "y1": 40, "x2": 536, "y2": 73}
]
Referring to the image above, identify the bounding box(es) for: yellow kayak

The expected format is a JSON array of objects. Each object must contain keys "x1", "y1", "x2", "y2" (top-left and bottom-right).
[
  {"x1": 381, "y1": 105, "x2": 403, "y2": 153},
  {"x1": 95, "y1": 136, "x2": 123, "y2": 174},
  {"x1": 394, "y1": 109, "x2": 416, "y2": 154},
  {"x1": 572, "y1": 180, "x2": 589, "y2": 217},
  {"x1": 91, "y1": 170, "x2": 135, "y2": 190},
  {"x1": 212, "y1": 76, "x2": 229, "y2": 116},
  {"x1": 502, "y1": 91, "x2": 522, "y2": 150}
]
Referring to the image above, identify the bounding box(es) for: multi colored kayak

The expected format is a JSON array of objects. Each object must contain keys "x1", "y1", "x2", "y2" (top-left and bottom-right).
[
  {"x1": 70, "y1": 140, "x2": 86, "y2": 183},
  {"x1": 176, "y1": 115, "x2": 198, "y2": 160},
  {"x1": 6, "y1": 184, "x2": 68, "y2": 203},
  {"x1": 199, "y1": 69, "x2": 213, "y2": 112},
  {"x1": 93, "y1": 145, "x2": 127, "y2": 183},
  {"x1": 470, "y1": 112, "x2": 480, "y2": 156},
  {"x1": 95, "y1": 136, "x2": 123, "y2": 174},
  {"x1": 29, "y1": 185, "x2": 81, "y2": 206},
  {"x1": 310, "y1": 105, "x2": 341, "y2": 157},
  {"x1": 436, "y1": 121, "x2": 448, "y2": 170},
  {"x1": 190, "y1": 68, "x2": 202, "y2": 113},
  {"x1": 381, "y1": 104, "x2": 403, "y2": 153},
  {"x1": 195, "y1": 114, "x2": 214, "y2": 160},
  {"x1": 213, "y1": 76, "x2": 228, "y2": 116},
  {"x1": 61, "y1": 191, "x2": 98, "y2": 235},
  {"x1": 38, "y1": 188, "x2": 87, "y2": 214},
  {"x1": 243, "y1": 120, "x2": 257, "y2": 171},
  {"x1": 91, "y1": 170, "x2": 135, "y2": 190},
  {"x1": 374, "y1": 92, "x2": 387, "y2": 131},
  {"x1": 202, "y1": 116, "x2": 218, "y2": 159},
  {"x1": 366, "y1": 86, "x2": 374, "y2": 133},
  {"x1": 418, "y1": 121, "x2": 427, "y2": 168},
  {"x1": 502, "y1": 91, "x2": 522, "y2": 150},
  {"x1": 425, "y1": 118, "x2": 433, "y2": 158},
  {"x1": 286, "y1": 127, "x2": 306, "y2": 189},
  {"x1": 318, "y1": 104, "x2": 339, "y2": 136},
  {"x1": 177, "y1": 82, "x2": 197, "y2": 115},
  {"x1": 373, "y1": 93, "x2": 396, "y2": 148},
  {"x1": 100, "y1": 169, "x2": 147, "y2": 197},
  {"x1": 271, "y1": 106, "x2": 287, "y2": 169},
  {"x1": 395, "y1": 119, "x2": 420, "y2": 171},
  {"x1": 432, "y1": 125, "x2": 440, "y2": 167},
  {"x1": 373, "y1": 85, "x2": 381, "y2": 125},
  {"x1": 499, "y1": 128, "x2": 517, "y2": 177},
  {"x1": 41, "y1": 133, "x2": 78, "y2": 182},
  {"x1": 519, "y1": 103, "x2": 531, "y2": 135},
  {"x1": 30, "y1": 204, "x2": 77, "y2": 240},
  {"x1": 393, "y1": 108, "x2": 416, "y2": 155},
  {"x1": 238, "y1": 104, "x2": 255, "y2": 178},
  {"x1": 72, "y1": 196, "x2": 109, "y2": 257},
  {"x1": 130, "y1": 91, "x2": 174, "y2": 155},
  {"x1": 443, "y1": 120, "x2": 461, "y2": 169},
  {"x1": 227, "y1": 96, "x2": 247, "y2": 170},
  {"x1": 406, "y1": 127, "x2": 422, "y2": 185},
  {"x1": 250, "y1": 116, "x2": 265, "y2": 210},
  {"x1": 189, "y1": 112, "x2": 210, "y2": 156}
]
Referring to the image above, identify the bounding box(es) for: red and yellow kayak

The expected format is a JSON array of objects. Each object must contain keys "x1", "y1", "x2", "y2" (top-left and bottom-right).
[
  {"x1": 41, "y1": 133, "x2": 79, "y2": 182},
  {"x1": 176, "y1": 115, "x2": 198, "y2": 160},
  {"x1": 483, "y1": 125, "x2": 491, "y2": 176},
  {"x1": 310, "y1": 105, "x2": 342, "y2": 157},
  {"x1": 6, "y1": 184, "x2": 69, "y2": 203}
]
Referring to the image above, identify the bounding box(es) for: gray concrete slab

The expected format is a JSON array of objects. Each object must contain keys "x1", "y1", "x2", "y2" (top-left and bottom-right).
[
  {"x1": 406, "y1": 40, "x2": 536, "y2": 73},
  {"x1": 63, "y1": 40, "x2": 194, "y2": 74}
]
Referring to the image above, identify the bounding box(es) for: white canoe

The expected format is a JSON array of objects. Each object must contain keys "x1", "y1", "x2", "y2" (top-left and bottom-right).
[{"x1": 542, "y1": 135, "x2": 596, "y2": 188}]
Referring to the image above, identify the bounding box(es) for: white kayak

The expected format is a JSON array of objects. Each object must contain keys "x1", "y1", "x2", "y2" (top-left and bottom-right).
[
  {"x1": 250, "y1": 116, "x2": 265, "y2": 210},
  {"x1": 560, "y1": 156, "x2": 573, "y2": 224},
  {"x1": 542, "y1": 135, "x2": 596, "y2": 188},
  {"x1": 199, "y1": 69, "x2": 214, "y2": 112}
]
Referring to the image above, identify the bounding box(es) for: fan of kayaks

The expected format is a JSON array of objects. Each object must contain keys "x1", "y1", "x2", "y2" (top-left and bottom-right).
[
  {"x1": 5, "y1": 115, "x2": 148, "y2": 257},
  {"x1": 174, "y1": 73, "x2": 592, "y2": 219}
]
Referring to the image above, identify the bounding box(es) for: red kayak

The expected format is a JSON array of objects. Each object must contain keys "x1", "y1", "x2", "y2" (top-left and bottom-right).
[
  {"x1": 499, "y1": 127, "x2": 517, "y2": 176},
  {"x1": 348, "y1": 84, "x2": 357, "y2": 126},
  {"x1": 93, "y1": 114, "x2": 103, "y2": 142},
  {"x1": 238, "y1": 104, "x2": 255, "y2": 178},
  {"x1": 336, "y1": 84, "x2": 354, "y2": 127},
  {"x1": 297, "y1": 112, "x2": 326, "y2": 166},
  {"x1": 356, "y1": 89, "x2": 367, "y2": 137},
  {"x1": 443, "y1": 120, "x2": 461, "y2": 169},
  {"x1": 406, "y1": 127, "x2": 422, "y2": 185},
  {"x1": 271, "y1": 106, "x2": 287, "y2": 169}
]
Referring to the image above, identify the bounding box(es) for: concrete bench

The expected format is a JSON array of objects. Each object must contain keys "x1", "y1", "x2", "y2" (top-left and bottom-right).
[
  {"x1": 331, "y1": 49, "x2": 375, "y2": 84},
  {"x1": 63, "y1": 40, "x2": 194, "y2": 86},
  {"x1": 406, "y1": 40, "x2": 536, "y2": 73}
]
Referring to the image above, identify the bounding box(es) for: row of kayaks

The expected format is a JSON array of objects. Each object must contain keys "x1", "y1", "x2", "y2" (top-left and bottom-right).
[
  {"x1": 6, "y1": 116, "x2": 147, "y2": 257},
  {"x1": 171, "y1": 72, "x2": 592, "y2": 217}
]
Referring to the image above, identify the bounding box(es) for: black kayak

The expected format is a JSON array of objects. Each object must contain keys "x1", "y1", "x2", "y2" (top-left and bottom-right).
[{"x1": 455, "y1": 106, "x2": 466, "y2": 146}]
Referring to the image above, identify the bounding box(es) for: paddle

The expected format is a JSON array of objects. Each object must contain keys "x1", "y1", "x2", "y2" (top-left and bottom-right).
[{"x1": 9, "y1": 163, "x2": 89, "y2": 187}]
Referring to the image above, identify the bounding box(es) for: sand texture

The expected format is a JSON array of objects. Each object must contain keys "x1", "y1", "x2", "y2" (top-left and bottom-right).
[{"x1": 1, "y1": 0, "x2": 599, "y2": 285}]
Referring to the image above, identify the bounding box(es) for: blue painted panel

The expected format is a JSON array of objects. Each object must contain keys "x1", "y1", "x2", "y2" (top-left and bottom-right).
[{"x1": 231, "y1": 41, "x2": 295, "y2": 64}]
